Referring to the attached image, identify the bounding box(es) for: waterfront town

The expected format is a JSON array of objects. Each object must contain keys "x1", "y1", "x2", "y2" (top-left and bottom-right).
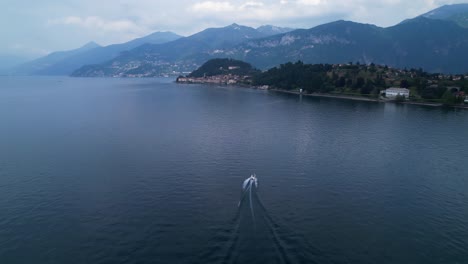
[{"x1": 176, "y1": 60, "x2": 468, "y2": 106}]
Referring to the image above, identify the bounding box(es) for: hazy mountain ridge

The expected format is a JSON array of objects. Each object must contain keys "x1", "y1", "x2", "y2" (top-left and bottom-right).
[
  {"x1": 11, "y1": 4, "x2": 468, "y2": 77},
  {"x1": 0, "y1": 55, "x2": 30, "y2": 72},
  {"x1": 73, "y1": 4, "x2": 468, "y2": 77},
  {"x1": 72, "y1": 24, "x2": 274, "y2": 77},
  {"x1": 10, "y1": 41, "x2": 101, "y2": 75},
  {"x1": 11, "y1": 32, "x2": 181, "y2": 76}
]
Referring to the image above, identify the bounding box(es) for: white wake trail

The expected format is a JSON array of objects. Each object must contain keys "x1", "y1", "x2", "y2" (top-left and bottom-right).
[{"x1": 238, "y1": 174, "x2": 258, "y2": 230}]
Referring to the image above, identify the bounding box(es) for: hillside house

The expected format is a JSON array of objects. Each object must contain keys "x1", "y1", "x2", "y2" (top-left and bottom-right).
[{"x1": 384, "y1": 88, "x2": 410, "y2": 99}]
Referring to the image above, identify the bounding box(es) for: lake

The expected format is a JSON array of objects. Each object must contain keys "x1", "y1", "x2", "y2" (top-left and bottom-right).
[{"x1": 0, "y1": 77, "x2": 467, "y2": 264}]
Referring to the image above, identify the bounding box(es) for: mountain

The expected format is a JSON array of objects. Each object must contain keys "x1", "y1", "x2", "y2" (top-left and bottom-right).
[
  {"x1": 72, "y1": 24, "x2": 269, "y2": 77},
  {"x1": 123, "y1": 31, "x2": 182, "y2": 48},
  {"x1": 256, "y1": 25, "x2": 295, "y2": 36},
  {"x1": 229, "y1": 20, "x2": 387, "y2": 70},
  {"x1": 420, "y1": 4, "x2": 468, "y2": 27},
  {"x1": 72, "y1": 5, "x2": 468, "y2": 77},
  {"x1": 227, "y1": 17, "x2": 468, "y2": 73},
  {"x1": 0, "y1": 55, "x2": 30, "y2": 72},
  {"x1": 11, "y1": 41, "x2": 101, "y2": 75},
  {"x1": 188, "y1": 23, "x2": 266, "y2": 48},
  {"x1": 385, "y1": 17, "x2": 468, "y2": 73},
  {"x1": 11, "y1": 32, "x2": 181, "y2": 76}
]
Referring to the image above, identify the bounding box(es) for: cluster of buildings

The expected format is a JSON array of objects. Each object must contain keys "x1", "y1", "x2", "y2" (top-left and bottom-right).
[
  {"x1": 176, "y1": 74, "x2": 249, "y2": 85},
  {"x1": 382, "y1": 88, "x2": 410, "y2": 99},
  {"x1": 383, "y1": 87, "x2": 468, "y2": 104}
]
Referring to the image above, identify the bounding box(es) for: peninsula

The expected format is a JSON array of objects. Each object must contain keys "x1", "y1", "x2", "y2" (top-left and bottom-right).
[
  {"x1": 176, "y1": 58, "x2": 259, "y2": 85},
  {"x1": 177, "y1": 58, "x2": 468, "y2": 107}
]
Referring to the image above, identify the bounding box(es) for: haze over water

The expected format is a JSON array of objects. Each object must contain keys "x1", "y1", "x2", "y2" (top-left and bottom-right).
[{"x1": 0, "y1": 77, "x2": 467, "y2": 264}]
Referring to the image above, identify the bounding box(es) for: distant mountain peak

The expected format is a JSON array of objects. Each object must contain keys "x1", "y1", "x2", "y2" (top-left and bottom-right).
[
  {"x1": 128, "y1": 31, "x2": 182, "y2": 46},
  {"x1": 144, "y1": 31, "x2": 182, "y2": 37},
  {"x1": 324, "y1": 20, "x2": 365, "y2": 26},
  {"x1": 227, "y1": 23, "x2": 244, "y2": 30},
  {"x1": 419, "y1": 3, "x2": 468, "y2": 28},
  {"x1": 11, "y1": 31, "x2": 180, "y2": 76},
  {"x1": 64, "y1": 6, "x2": 468, "y2": 77},
  {"x1": 81, "y1": 41, "x2": 101, "y2": 50},
  {"x1": 422, "y1": 3, "x2": 468, "y2": 18},
  {"x1": 256, "y1": 25, "x2": 295, "y2": 36}
]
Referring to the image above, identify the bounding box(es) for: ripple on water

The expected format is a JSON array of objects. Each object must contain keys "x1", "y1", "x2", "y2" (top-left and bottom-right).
[{"x1": 0, "y1": 78, "x2": 468, "y2": 263}]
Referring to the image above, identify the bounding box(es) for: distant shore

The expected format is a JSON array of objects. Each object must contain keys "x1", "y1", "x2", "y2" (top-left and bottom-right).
[
  {"x1": 269, "y1": 89, "x2": 381, "y2": 102},
  {"x1": 176, "y1": 79, "x2": 468, "y2": 109},
  {"x1": 269, "y1": 88, "x2": 468, "y2": 109}
]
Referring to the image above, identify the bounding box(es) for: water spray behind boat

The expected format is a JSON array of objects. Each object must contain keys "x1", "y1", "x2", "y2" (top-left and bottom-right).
[{"x1": 238, "y1": 174, "x2": 258, "y2": 229}]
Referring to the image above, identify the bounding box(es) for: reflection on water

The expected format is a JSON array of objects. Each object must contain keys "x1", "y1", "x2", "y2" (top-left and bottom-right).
[
  {"x1": 199, "y1": 176, "x2": 331, "y2": 264},
  {"x1": 0, "y1": 77, "x2": 467, "y2": 264}
]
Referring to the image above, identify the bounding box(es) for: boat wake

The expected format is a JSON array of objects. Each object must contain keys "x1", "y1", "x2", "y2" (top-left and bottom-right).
[{"x1": 197, "y1": 174, "x2": 332, "y2": 264}]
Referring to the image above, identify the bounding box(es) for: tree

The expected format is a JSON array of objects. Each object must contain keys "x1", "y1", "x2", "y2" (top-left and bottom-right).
[
  {"x1": 354, "y1": 77, "x2": 365, "y2": 89},
  {"x1": 336, "y1": 76, "x2": 346, "y2": 87},
  {"x1": 360, "y1": 80, "x2": 374, "y2": 95},
  {"x1": 400, "y1": 79, "x2": 410, "y2": 88},
  {"x1": 395, "y1": 94, "x2": 406, "y2": 102},
  {"x1": 421, "y1": 86, "x2": 446, "y2": 99},
  {"x1": 375, "y1": 74, "x2": 386, "y2": 88},
  {"x1": 442, "y1": 90, "x2": 464, "y2": 105}
]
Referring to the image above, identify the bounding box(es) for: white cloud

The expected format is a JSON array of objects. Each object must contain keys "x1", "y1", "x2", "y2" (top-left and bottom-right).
[
  {"x1": 2, "y1": 0, "x2": 468, "y2": 56},
  {"x1": 240, "y1": 1, "x2": 265, "y2": 9},
  {"x1": 192, "y1": 1, "x2": 236, "y2": 12},
  {"x1": 176, "y1": 0, "x2": 468, "y2": 35},
  {"x1": 48, "y1": 16, "x2": 145, "y2": 34},
  {"x1": 297, "y1": 0, "x2": 322, "y2": 6}
]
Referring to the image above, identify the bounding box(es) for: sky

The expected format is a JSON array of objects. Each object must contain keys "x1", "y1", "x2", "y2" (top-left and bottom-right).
[{"x1": 1, "y1": 0, "x2": 467, "y2": 59}]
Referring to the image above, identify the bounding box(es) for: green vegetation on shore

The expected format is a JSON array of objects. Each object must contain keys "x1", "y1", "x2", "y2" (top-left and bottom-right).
[
  {"x1": 188, "y1": 58, "x2": 259, "y2": 78},
  {"x1": 181, "y1": 59, "x2": 468, "y2": 105},
  {"x1": 252, "y1": 61, "x2": 467, "y2": 105}
]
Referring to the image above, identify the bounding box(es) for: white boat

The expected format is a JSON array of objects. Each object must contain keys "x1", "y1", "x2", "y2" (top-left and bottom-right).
[{"x1": 243, "y1": 174, "x2": 258, "y2": 191}]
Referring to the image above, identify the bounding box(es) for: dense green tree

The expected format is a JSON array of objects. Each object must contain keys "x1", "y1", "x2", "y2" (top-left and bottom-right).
[
  {"x1": 361, "y1": 80, "x2": 374, "y2": 95},
  {"x1": 441, "y1": 90, "x2": 464, "y2": 105},
  {"x1": 421, "y1": 86, "x2": 446, "y2": 99},
  {"x1": 247, "y1": 59, "x2": 467, "y2": 99},
  {"x1": 189, "y1": 58, "x2": 259, "y2": 77},
  {"x1": 400, "y1": 79, "x2": 410, "y2": 88},
  {"x1": 354, "y1": 77, "x2": 365, "y2": 89},
  {"x1": 336, "y1": 77, "x2": 346, "y2": 87}
]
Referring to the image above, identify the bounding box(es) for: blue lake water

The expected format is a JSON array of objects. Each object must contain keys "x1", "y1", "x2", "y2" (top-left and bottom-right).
[{"x1": 0, "y1": 76, "x2": 467, "y2": 264}]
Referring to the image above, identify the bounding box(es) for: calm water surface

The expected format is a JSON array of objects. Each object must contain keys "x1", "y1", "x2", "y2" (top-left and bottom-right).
[{"x1": 0, "y1": 77, "x2": 467, "y2": 264}]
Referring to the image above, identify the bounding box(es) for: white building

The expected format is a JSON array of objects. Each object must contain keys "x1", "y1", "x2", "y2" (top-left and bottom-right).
[{"x1": 384, "y1": 88, "x2": 410, "y2": 99}]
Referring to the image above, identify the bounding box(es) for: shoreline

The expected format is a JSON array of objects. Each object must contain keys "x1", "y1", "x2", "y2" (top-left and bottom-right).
[
  {"x1": 269, "y1": 89, "x2": 381, "y2": 102},
  {"x1": 270, "y1": 88, "x2": 468, "y2": 109},
  {"x1": 176, "y1": 81, "x2": 468, "y2": 109}
]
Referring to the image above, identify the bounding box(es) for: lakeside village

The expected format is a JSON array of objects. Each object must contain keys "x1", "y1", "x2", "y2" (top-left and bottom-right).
[{"x1": 177, "y1": 59, "x2": 468, "y2": 106}]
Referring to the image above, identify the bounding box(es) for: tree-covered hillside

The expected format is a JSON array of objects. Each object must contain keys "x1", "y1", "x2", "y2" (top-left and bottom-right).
[
  {"x1": 253, "y1": 61, "x2": 468, "y2": 104},
  {"x1": 188, "y1": 58, "x2": 259, "y2": 78}
]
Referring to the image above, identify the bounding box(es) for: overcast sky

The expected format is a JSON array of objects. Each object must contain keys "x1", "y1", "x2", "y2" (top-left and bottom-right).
[{"x1": 1, "y1": 0, "x2": 466, "y2": 58}]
